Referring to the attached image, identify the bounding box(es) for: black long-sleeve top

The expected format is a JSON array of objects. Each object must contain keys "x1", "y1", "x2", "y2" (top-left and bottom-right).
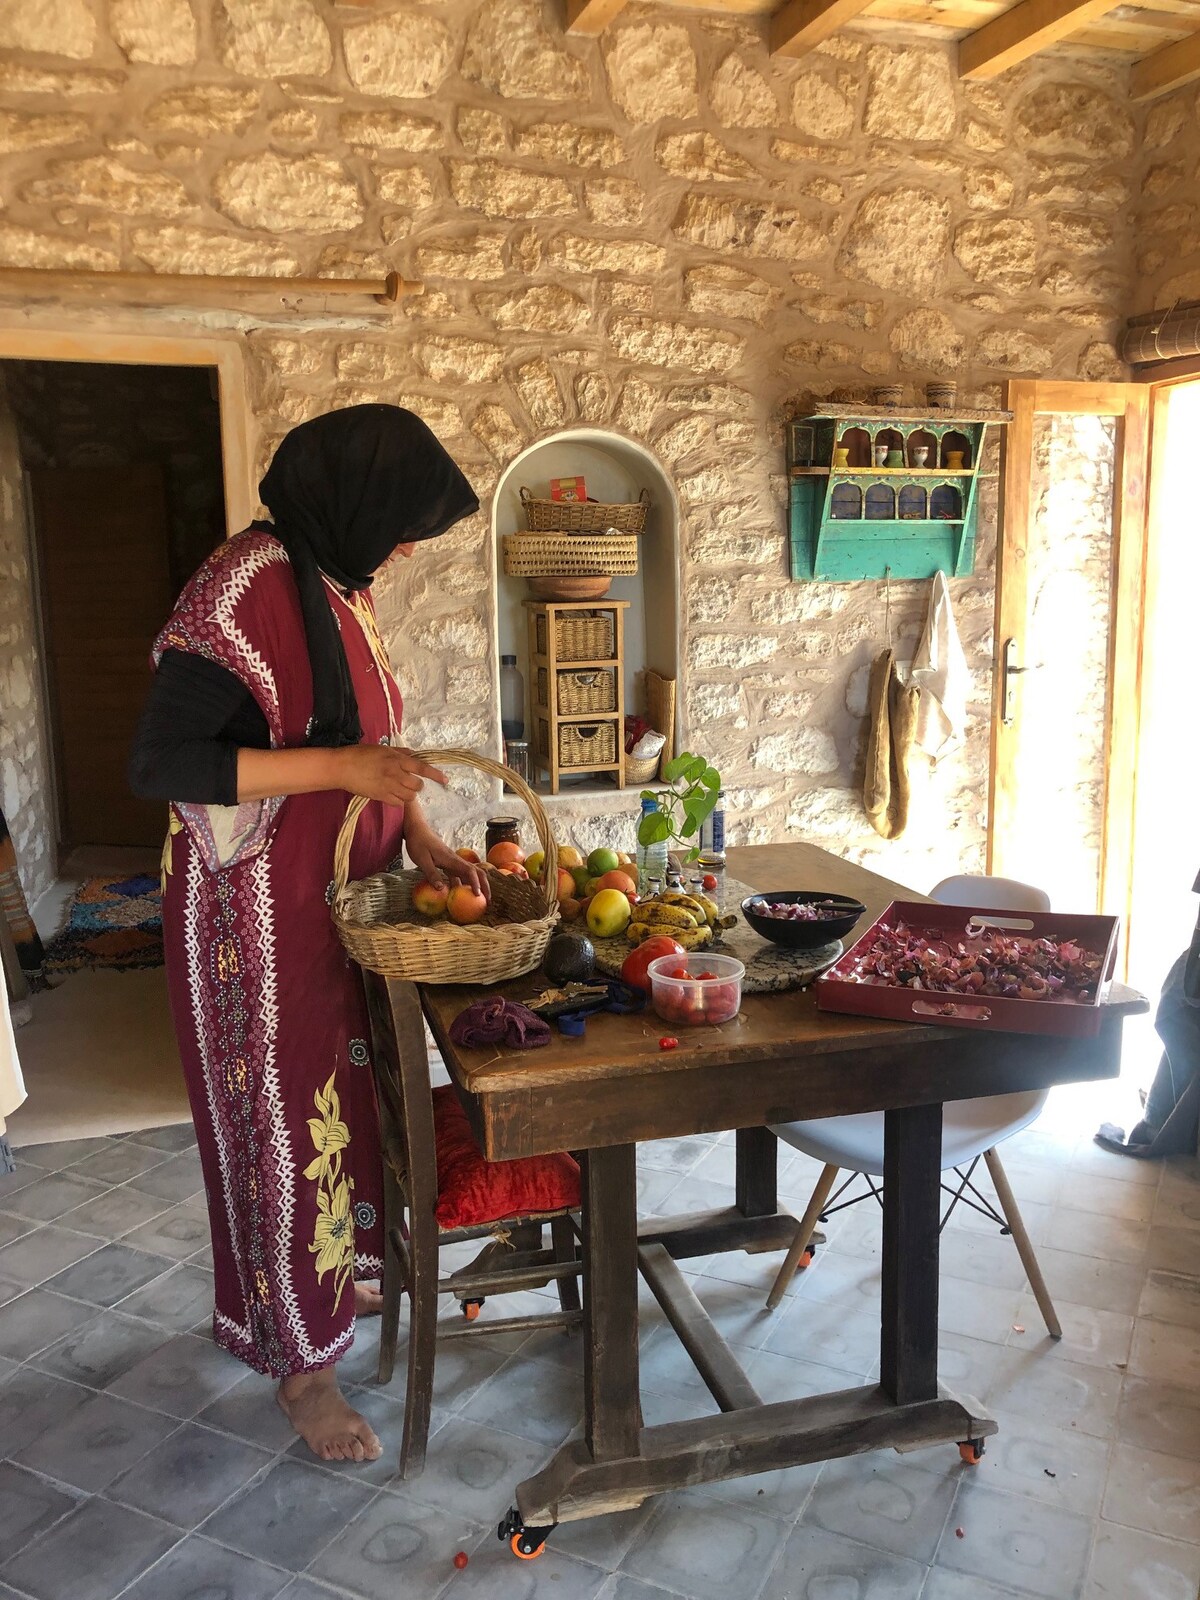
[{"x1": 128, "y1": 648, "x2": 271, "y2": 806}]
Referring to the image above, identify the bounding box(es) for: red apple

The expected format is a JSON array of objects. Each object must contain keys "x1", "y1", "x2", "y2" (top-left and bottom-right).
[
  {"x1": 596, "y1": 869, "x2": 638, "y2": 896},
  {"x1": 411, "y1": 879, "x2": 449, "y2": 918},
  {"x1": 447, "y1": 885, "x2": 488, "y2": 925},
  {"x1": 455, "y1": 847, "x2": 481, "y2": 865},
  {"x1": 554, "y1": 868, "x2": 576, "y2": 902}
]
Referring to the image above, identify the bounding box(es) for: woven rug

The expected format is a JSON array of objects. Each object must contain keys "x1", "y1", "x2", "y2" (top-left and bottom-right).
[{"x1": 40, "y1": 874, "x2": 164, "y2": 981}]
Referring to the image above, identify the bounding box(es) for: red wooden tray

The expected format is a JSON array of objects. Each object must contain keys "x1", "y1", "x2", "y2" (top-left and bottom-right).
[{"x1": 815, "y1": 900, "x2": 1120, "y2": 1038}]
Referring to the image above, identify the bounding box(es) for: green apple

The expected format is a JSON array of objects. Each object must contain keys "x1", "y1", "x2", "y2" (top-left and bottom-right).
[{"x1": 587, "y1": 846, "x2": 620, "y2": 877}]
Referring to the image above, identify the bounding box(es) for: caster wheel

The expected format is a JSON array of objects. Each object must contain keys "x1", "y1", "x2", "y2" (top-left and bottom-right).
[
  {"x1": 498, "y1": 1509, "x2": 552, "y2": 1560},
  {"x1": 958, "y1": 1440, "x2": 985, "y2": 1465},
  {"x1": 462, "y1": 1299, "x2": 484, "y2": 1321},
  {"x1": 511, "y1": 1533, "x2": 545, "y2": 1560},
  {"x1": 798, "y1": 1246, "x2": 816, "y2": 1270}
]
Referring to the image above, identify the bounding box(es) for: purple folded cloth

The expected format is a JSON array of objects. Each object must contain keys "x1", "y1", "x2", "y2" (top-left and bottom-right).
[{"x1": 449, "y1": 996, "x2": 551, "y2": 1050}]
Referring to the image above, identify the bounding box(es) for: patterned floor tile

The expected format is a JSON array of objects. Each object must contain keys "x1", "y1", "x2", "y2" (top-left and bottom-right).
[
  {"x1": 43, "y1": 1243, "x2": 174, "y2": 1309},
  {"x1": 0, "y1": 1226, "x2": 100, "y2": 1288},
  {"x1": 1115, "y1": 1375, "x2": 1200, "y2": 1464},
  {"x1": 129, "y1": 1153, "x2": 206, "y2": 1203},
  {"x1": 200, "y1": 1457, "x2": 375, "y2": 1570},
  {"x1": 120, "y1": 1202, "x2": 212, "y2": 1263},
  {"x1": 307, "y1": 1492, "x2": 488, "y2": 1600},
  {"x1": 799, "y1": 1453, "x2": 959, "y2": 1562},
  {"x1": 33, "y1": 1308, "x2": 168, "y2": 1390},
  {"x1": 69, "y1": 1143, "x2": 171, "y2": 1187},
  {"x1": 120, "y1": 1124, "x2": 198, "y2": 1153},
  {"x1": 758, "y1": 1524, "x2": 927, "y2": 1600},
  {"x1": 0, "y1": 1291, "x2": 96, "y2": 1362},
  {"x1": 109, "y1": 1420, "x2": 275, "y2": 1527},
  {"x1": 13, "y1": 1388, "x2": 175, "y2": 1493},
  {"x1": 1101, "y1": 1443, "x2": 1200, "y2": 1544},
  {"x1": 375, "y1": 1416, "x2": 550, "y2": 1525},
  {"x1": 1, "y1": 1496, "x2": 178, "y2": 1600},
  {"x1": 58, "y1": 1185, "x2": 172, "y2": 1241},
  {"x1": 935, "y1": 1483, "x2": 1092, "y2": 1599},
  {"x1": 121, "y1": 1535, "x2": 291, "y2": 1600},
  {"x1": 116, "y1": 1261, "x2": 216, "y2": 1331},
  {"x1": 108, "y1": 1333, "x2": 245, "y2": 1419},
  {"x1": 0, "y1": 1463, "x2": 81, "y2": 1562},
  {"x1": 620, "y1": 1492, "x2": 789, "y2": 1600},
  {"x1": 1, "y1": 1172, "x2": 111, "y2": 1225},
  {"x1": 1083, "y1": 1521, "x2": 1200, "y2": 1600}
]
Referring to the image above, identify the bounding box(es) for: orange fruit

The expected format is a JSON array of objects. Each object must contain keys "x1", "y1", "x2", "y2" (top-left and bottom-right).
[{"x1": 486, "y1": 841, "x2": 525, "y2": 868}]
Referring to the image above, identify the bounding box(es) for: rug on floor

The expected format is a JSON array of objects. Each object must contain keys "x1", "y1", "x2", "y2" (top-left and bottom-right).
[{"x1": 39, "y1": 874, "x2": 164, "y2": 981}]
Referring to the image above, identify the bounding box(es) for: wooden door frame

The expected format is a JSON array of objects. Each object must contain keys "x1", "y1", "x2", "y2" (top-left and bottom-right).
[{"x1": 988, "y1": 379, "x2": 1150, "y2": 940}]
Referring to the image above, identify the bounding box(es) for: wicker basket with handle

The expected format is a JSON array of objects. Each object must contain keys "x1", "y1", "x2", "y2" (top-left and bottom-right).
[
  {"x1": 331, "y1": 749, "x2": 559, "y2": 984},
  {"x1": 503, "y1": 533, "x2": 638, "y2": 578},
  {"x1": 520, "y1": 486, "x2": 650, "y2": 535}
]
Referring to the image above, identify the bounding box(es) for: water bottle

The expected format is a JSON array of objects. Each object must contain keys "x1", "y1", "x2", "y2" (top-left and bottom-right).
[
  {"x1": 499, "y1": 654, "x2": 524, "y2": 742},
  {"x1": 699, "y1": 790, "x2": 726, "y2": 861},
  {"x1": 635, "y1": 796, "x2": 669, "y2": 894}
]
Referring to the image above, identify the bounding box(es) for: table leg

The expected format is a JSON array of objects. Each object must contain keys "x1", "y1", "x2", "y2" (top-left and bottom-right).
[
  {"x1": 582, "y1": 1143, "x2": 641, "y2": 1460},
  {"x1": 880, "y1": 1102, "x2": 942, "y2": 1406},
  {"x1": 735, "y1": 1126, "x2": 777, "y2": 1217}
]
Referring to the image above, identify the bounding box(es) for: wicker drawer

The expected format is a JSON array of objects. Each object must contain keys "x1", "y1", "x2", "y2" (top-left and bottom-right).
[
  {"x1": 557, "y1": 668, "x2": 616, "y2": 715},
  {"x1": 559, "y1": 722, "x2": 617, "y2": 769},
  {"x1": 536, "y1": 608, "x2": 615, "y2": 662}
]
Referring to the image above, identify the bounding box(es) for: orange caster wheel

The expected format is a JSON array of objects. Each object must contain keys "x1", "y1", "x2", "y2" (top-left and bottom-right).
[
  {"x1": 798, "y1": 1247, "x2": 815, "y2": 1269},
  {"x1": 461, "y1": 1298, "x2": 484, "y2": 1321},
  {"x1": 499, "y1": 1509, "x2": 552, "y2": 1560},
  {"x1": 511, "y1": 1534, "x2": 545, "y2": 1560},
  {"x1": 958, "y1": 1440, "x2": 985, "y2": 1465}
]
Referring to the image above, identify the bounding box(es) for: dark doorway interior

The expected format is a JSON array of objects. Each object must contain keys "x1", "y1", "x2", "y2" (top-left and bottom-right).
[{"x1": 3, "y1": 361, "x2": 225, "y2": 856}]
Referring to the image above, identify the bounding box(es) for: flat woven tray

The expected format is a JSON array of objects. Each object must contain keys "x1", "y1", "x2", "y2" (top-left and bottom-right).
[{"x1": 590, "y1": 878, "x2": 843, "y2": 995}]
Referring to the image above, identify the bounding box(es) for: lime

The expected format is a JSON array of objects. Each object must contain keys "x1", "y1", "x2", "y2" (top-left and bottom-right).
[{"x1": 587, "y1": 847, "x2": 620, "y2": 877}]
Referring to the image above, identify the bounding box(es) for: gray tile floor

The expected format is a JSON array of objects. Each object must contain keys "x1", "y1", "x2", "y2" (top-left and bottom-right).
[{"x1": 0, "y1": 1115, "x2": 1197, "y2": 1600}]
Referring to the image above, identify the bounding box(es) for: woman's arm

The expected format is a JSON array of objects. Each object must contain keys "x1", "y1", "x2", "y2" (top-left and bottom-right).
[{"x1": 236, "y1": 745, "x2": 446, "y2": 805}]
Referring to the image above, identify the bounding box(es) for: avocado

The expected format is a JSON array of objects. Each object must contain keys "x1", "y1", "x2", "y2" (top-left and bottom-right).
[{"x1": 544, "y1": 931, "x2": 596, "y2": 985}]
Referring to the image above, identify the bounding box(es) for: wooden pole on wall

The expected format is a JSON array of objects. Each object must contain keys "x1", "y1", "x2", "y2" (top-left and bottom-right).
[{"x1": 0, "y1": 267, "x2": 421, "y2": 307}]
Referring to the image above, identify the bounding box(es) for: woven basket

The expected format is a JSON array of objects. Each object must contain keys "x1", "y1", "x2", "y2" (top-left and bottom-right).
[
  {"x1": 557, "y1": 668, "x2": 616, "y2": 715},
  {"x1": 556, "y1": 611, "x2": 614, "y2": 661},
  {"x1": 520, "y1": 486, "x2": 650, "y2": 535},
  {"x1": 331, "y1": 749, "x2": 559, "y2": 984},
  {"x1": 559, "y1": 723, "x2": 617, "y2": 769},
  {"x1": 624, "y1": 751, "x2": 661, "y2": 785},
  {"x1": 502, "y1": 533, "x2": 638, "y2": 578}
]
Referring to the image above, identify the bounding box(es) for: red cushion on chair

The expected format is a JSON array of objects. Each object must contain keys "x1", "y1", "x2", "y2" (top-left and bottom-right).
[{"x1": 431, "y1": 1084, "x2": 580, "y2": 1230}]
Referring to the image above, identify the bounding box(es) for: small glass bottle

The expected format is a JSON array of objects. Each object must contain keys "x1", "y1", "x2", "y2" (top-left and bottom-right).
[
  {"x1": 499, "y1": 654, "x2": 524, "y2": 742},
  {"x1": 485, "y1": 816, "x2": 521, "y2": 856},
  {"x1": 692, "y1": 852, "x2": 726, "y2": 913}
]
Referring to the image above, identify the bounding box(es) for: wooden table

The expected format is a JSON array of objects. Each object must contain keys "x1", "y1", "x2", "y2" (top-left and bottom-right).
[{"x1": 414, "y1": 843, "x2": 1146, "y2": 1553}]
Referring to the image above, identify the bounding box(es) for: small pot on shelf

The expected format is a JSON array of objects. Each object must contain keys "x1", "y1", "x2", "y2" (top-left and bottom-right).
[
  {"x1": 527, "y1": 574, "x2": 613, "y2": 601},
  {"x1": 926, "y1": 381, "x2": 957, "y2": 410}
]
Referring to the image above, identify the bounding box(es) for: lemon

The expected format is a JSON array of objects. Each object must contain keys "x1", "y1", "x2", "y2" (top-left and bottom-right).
[{"x1": 587, "y1": 888, "x2": 632, "y2": 939}]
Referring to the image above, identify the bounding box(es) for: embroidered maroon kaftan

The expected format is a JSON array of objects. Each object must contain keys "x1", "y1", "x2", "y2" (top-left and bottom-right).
[{"x1": 155, "y1": 529, "x2": 404, "y2": 1377}]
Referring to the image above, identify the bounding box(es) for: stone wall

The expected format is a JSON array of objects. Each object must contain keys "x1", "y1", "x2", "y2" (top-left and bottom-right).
[
  {"x1": 0, "y1": 0, "x2": 1147, "y2": 883},
  {"x1": 1130, "y1": 82, "x2": 1200, "y2": 315},
  {"x1": 0, "y1": 380, "x2": 53, "y2": 903}
]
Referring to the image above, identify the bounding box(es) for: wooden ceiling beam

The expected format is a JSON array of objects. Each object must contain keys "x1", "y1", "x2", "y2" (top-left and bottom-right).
[
  {"x1": 1131, "y1": 28, "x2": 1200, "y2": 97},
  {"x1": 564, "y1": 0, "x2": 630, "y2": 34},
  {"x1": 770, "y1": 0, "x2": 874, "y2": 58},
  {"x1": 959, "y1": 0, "x2": 1125, "y2": 77}
]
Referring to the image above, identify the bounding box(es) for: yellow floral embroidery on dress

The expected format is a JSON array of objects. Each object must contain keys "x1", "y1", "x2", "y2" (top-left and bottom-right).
[
  {"x1": 306, "y1": 1073, "x2": 354, "y2": 1310},
  {"x1": 160, "y1": 807, "x2": 183, "y2": 894}
]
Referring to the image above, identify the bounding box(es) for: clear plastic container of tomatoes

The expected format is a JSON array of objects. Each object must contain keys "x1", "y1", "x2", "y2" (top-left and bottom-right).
[{"x1": 647, "y1": 953, "x2": 745, "y2": 1027}]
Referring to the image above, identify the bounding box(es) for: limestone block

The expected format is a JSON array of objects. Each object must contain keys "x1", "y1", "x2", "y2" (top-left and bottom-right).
[
  {"x1": 344, "y1": 11, "x2": 453, "y2": 99},
  {"x1": 752, "y1": 729, "x2": 838, "y2": 776},
  {"x1": 837, "y1": 188, "x2": 950, "y2": 295},
  {"x1": 784, "y1": 337, "x2": 877, "y2": 372},
  {"x1": 584, "y1": 178, "x2": 643, "y2": 227},
  {"x1": 412, "y1": 608, "x2": 488, "y2": 659},
  {"x1": 791, "y1": 69, "x2": 855, "y2": 141},
  {"x1": 1145, "y1": 96, "x2": 1187, "y2": 152},
  {"x1": 1142, "y1": 164, "x2": 1186, "y2": 199},
  {"x1": 111, "y1": 0, "x2": 196, "y2": 64},
  {"x1": 750, "y1": 584, "x2": 847, "y2": 625},
  {"x1": 953, "y1": 215, "x2": 1037, "y2": 292},
  {"x1": 657, "y1": 132, "x2": 757, "y2": 184},
  {"x1": 463, "y1": 0, "x2": 588, "y2": 100},
  {"x1": 666, "y1": 381, "x2": 753, "y2": 414},
  {"x1": 688, "y1": 633, "x2": 778, "y2": 670},
  {"x1": 335, "y1": 342, "x2": 407, "y2": 381},
  {"x1": 863, "y1": 46, "x2": 955, "y2": 141},
  {"x1": 1015, "y1": 81, "x2": 1133, "y2": 159},
  {"x1": 688, "y1": 681, "x2": 747, "y2": 726},
  {"x1": 963, "y1": 166, "x2": 1015, "y2": 211},
  {"x1": 802, "y1": 177, "x2": 843, "y2": 205},
  {"x1": 380, "y1": 215, "x2": 412, "y2": 246},
  {"x1": 0, "y1": 223, "x2": 118, "y2": 270},
  {"x1": 145, "y1": 86, "x2": 259, "y2": 136},
  {"x1": 270, "y1": 109, "x2": 318, "y2": 150},
  {"x1": 376, "y1": 165, "x2": 436, "y2": 210},
  {"x1": 678, "y1": 463, "x2": 738, "y2": 503},
  {"x1": 654, "y1": 414, "x2": 711, "y2": 461},
  {"x1": 574, "y1": 372, "x2": 612, "y2": 421},
  {"x1": 218, "y1": 0, "x2": 330, "y2": 75},
  {"x1": 688, "y1": 576, "x2": 738, "y2": 625},
  {"x1": 317, "y1": 245, "x2": 394, "y2": 279},
  {"x1": 478, "y1": 283, "x2": 589, "y2": 333},
  {"x1": 215, "y1": 153, "x2": 362, "y2": 233},
  {"x1": 131, "y1": 226, "x2": 301, "y2": 276},
  {"x1": 715, "y1": 419, "x2": 756, "y2": 445},
  {"x1": 471, "y1": 403, "x2": 525, "y2": 460},
  {"x1": 446, "y1": 664, "x2": 490, "y2": 705},
  {"x1": 710, "y1": 52, "x2": 777, "y2": 128},
  {"x1": 889, "y1": 307, "x2": 964, "y2": 375},
  {"x1": 1078, "y1": 342, "x2": 1125, "y2": 381},
  {"x1": 962, "y1": 118, "x2": 1004, "y2": 154},
  {"x1": 458, "y1": 108, "x2": 509, "y2": 154},
  {"x1": 683, "y1": 263, "x2": 775, "y2": 325},
  {"x1": 1047, "y1": 211, "x2": 1111, "y2": 257},
  {"x1": 332, "y1": 389, "x2": 463, "y2": 437},
  {"x1": 0, "y1": 63, "x2": 122, "y2": 94},
  {"x1": 605, "y1": 22, "x2": 699, "y2": 124},
  {"x1": 1150, "y1": 265, "x2": 1200, "y2": 299},
  {"x1": 23, "y1": 156, "x2": 192, "y2": 218},
  {"x1": 514, "y1": 360, "x2": 566, "y2": 429},
  {"x1": 974, "y1": 327, "x2": 1054, "y2": 373},
  {"x1": 672, "y1": 193, "x2": 826, "y2": 263},
  {"x1": 548, "y1": 234, "x2": 665, "y2": 276},
  {"x1": 252, "y1": 336, "x2": 328, "y2": 377},
  {"x1": 613, "y1": 376, "x2": 661, "y2": 436},
  {"x1": 413, "y1": 338, "x2": 505, "y2": 385},
  {"x1": 771, "y1": 137, "x2": 854, "y2": 167},
  {"x1": 339, "y1": 111, "x2": 442, "y2": 151},
  {"x1": 415, "y1": 235, "x2": 507, "y2": 281},
  {"x1": 510, "y1": 229, "x2": 542, "y2": 274},
  {"x1": 0, "y1": 111, "x2": 89, "y2": 154},
  {"x1": 761, "y1": 688, "x2": 816, "y2": 720},
  {"x1": 449, "y1": 160, "x2": 574, "y2": 220},
  {"x1": 786, "y1": 786, "x2": 864, "y2": 838},
  {"x1": 515, "y1": 122, "x2": 623, "y2": 168},
  {"x1": 280, "y1": 83, "x2": 341, "y2": 106},
  {"x1": 796, "y1": 292, "x2": 883, "y2": 330},
  {"x1": 0, "y1": 0, "x2": 94, "y2": 58}
]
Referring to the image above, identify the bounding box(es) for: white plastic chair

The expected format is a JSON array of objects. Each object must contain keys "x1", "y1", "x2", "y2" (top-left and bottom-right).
[{"x1": 765, "y1": 874, "x2": 1062, "y2": 1337}]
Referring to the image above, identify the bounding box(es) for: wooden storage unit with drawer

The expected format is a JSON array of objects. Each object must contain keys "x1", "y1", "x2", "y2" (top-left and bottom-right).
[{"x1": 527, "y1": 599, "x2": 628, "y2": 794}]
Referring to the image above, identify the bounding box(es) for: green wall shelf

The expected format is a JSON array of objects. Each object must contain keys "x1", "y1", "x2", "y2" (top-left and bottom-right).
[{"x1": 787, "y1": 405, "x2": 1012, "y2": 582}]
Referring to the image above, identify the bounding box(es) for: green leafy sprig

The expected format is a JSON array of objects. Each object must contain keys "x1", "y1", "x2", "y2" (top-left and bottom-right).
[{"x1": 635, "y1": 752, "x2": 722, "y2": 865}]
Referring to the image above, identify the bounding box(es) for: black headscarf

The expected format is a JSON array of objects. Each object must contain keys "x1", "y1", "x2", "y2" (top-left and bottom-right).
[{"x1": 260, "y1": 405, "x2": 479, "y2": 748}]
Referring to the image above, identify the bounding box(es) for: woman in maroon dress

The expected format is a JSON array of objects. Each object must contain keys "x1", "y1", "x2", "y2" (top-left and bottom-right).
[{"x1": 132, "y1": 406, "x2": 483, "y2": 1463}]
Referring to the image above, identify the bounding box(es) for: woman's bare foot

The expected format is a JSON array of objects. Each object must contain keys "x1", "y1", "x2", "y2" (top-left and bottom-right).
[
  {"x1": 277, "y1": 1368, "x2": 382, "y2": 1463},
  {"x1": 354, "y1": 1281, "x2": 383, "y2": 1317}
]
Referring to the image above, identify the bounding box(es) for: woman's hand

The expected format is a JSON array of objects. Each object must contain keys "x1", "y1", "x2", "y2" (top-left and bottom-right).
[
  {"x1": 335, "y1": 746, "x2": 447, "y2": 806},
  {"x1": 405, "y1": 826, "x2": 490, "y2": 901}
]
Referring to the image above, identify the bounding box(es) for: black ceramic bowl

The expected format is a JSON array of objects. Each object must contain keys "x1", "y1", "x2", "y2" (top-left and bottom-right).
[{"x1": 741, "y1": 891, "x2": 867, "y2": 951}]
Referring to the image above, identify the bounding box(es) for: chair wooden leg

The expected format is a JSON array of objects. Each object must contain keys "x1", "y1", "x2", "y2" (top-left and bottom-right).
[
  {"x1": 376, "y1": 1165, "x2": 405, "y2": 1386},
  {"x1": 984, "y1": 1146, "x2": 1062, "y2": 1340},
  {"x1": 398, "y1": 1199, "x2": 440, "y2": 1477},
  {"x1": 551, "y1": 1213, "x2": 581, "y2": 1315},
  {"x1": 765, "y1": 1164, "x2": 840, "y2": 1311}
]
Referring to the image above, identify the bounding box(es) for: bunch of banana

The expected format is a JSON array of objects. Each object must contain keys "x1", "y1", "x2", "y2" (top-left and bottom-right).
[{"x1": 626, "y1": 890, "x2": 738, "y2": 949}]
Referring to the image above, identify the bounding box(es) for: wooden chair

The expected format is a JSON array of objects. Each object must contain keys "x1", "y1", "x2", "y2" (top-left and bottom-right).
[
  {"x1": 362, "y1": 971, "x2": 583, "y2": 1478},
  {"x1": 764, "y1": 875, "x2": 1062, "y2": 1339}
]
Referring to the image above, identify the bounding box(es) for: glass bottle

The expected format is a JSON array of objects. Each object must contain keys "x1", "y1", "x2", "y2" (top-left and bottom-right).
[{"x1": 500, "y1": 654, "x2": 524, "y2": 742}]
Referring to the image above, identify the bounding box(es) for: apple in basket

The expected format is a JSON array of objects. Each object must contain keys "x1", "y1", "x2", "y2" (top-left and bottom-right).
[
  {"x1": 411, "y1": 880, "x2": 449, "y2": 918},
  {"x1": 447, "y1": 885, "x2": 489, "y2": 926}
]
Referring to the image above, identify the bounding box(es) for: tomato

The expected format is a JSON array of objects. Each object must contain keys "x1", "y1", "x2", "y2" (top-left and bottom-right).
[
  {"x1": 620, "y1": 935, "x2": 685, "y2": 994},
  {"x1": 702, "y1": 874, "x2": 719, "y2": 891},
  {"x1": 671, "y1": 966, "x2": 689, "y2": 980},
  {"x1": 659, "y1": 1036, "x2": 679, "y2": 1051},
  {"x1": 701, "y1": 982, "x2": 740, "y2": 1023}
]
